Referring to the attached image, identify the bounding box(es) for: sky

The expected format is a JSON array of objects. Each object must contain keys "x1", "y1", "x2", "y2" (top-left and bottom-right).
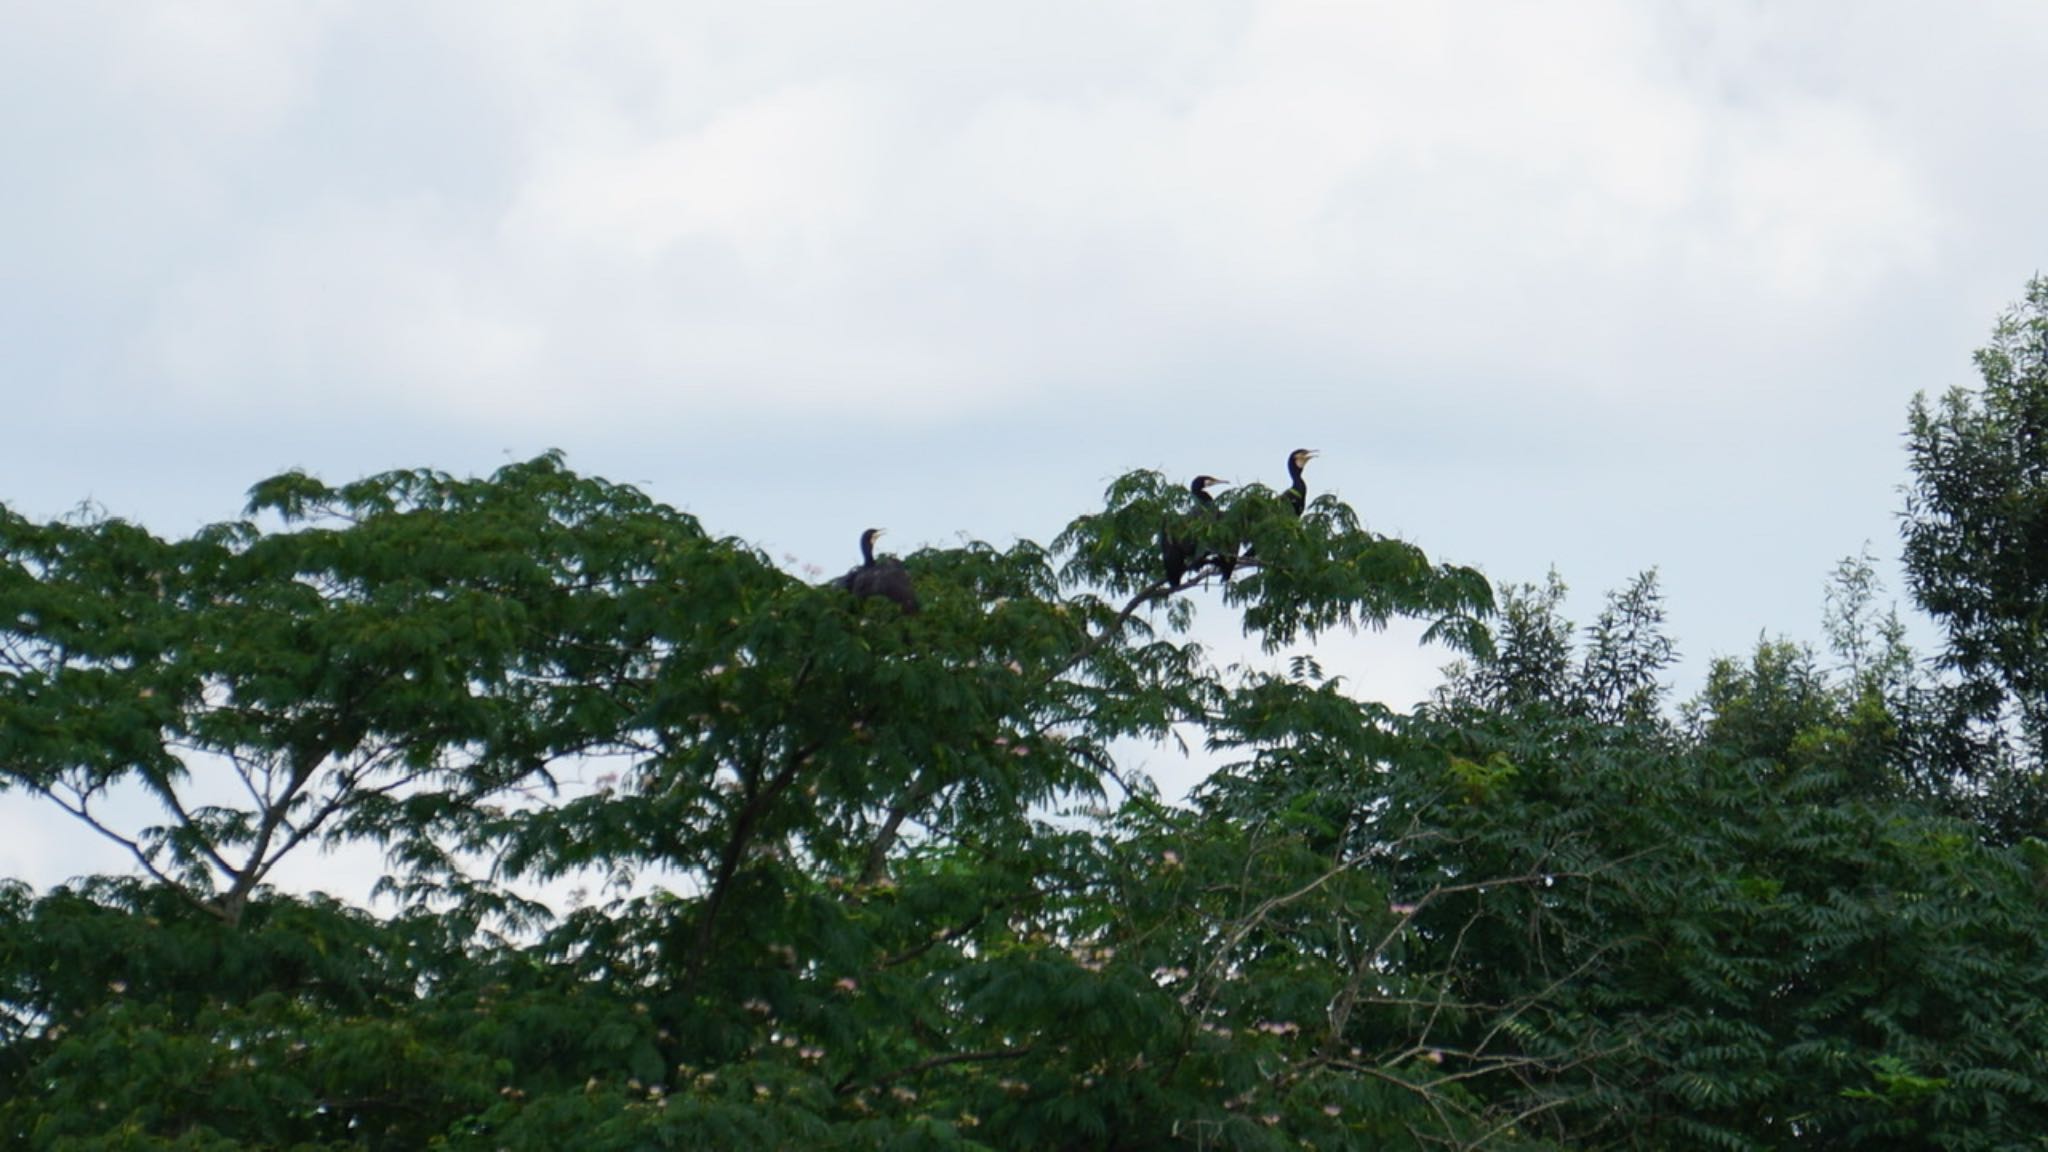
[{"x1": 5, "y1": 1, "x2": 2048, "y2": 895}]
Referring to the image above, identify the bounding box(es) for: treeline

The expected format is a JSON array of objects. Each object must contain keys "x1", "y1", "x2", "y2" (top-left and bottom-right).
[{"x1": 1, "y1": 280, "x2": 2045, "y2": 1149}]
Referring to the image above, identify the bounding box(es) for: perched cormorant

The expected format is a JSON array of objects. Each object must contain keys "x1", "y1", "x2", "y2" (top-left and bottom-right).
[
  {"x1": 1282, "y1": 449, "x2": 1318, "y2": 517},
  {"x1": 1238, "y1": 449, "x2": 1318, "y2": 569},
  {"x1": 1199, "y1": 474, "x2": 1238, "y2": 582},
  {"x1": 834, "y1": 528, "x2": 919, "y2": 614},
  {"x1": 1162, "y1": 475, "x2": 1229, "y2": 585}
]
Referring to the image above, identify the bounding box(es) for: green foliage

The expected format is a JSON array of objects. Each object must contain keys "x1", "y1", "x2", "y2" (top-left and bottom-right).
[
  {"x1": 1439, "y1": 569, "x2": 1676, "y2": 731},
  {"x1": 1902, "y1": 274, "x2": 2048, "y2": 836},
  {"x1": 1, "y1": 455, "x2": 1502, "y2": 1149},
  {"x1": 1413, "y1": 567, "x2": 2048, "y2": 1149},
  {"x1": 1904, "y1": 275, "x2": 2048, "y2": 705},
  {"x1": 9, "y1": 329, "x2": 2048, "y2": 1151}
]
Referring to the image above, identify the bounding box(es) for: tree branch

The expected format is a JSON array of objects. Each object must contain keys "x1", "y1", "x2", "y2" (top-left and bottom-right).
[
  {"x1": 683, "y1": 738, "x2": 823, "y2": 983},
  {"x1": 837, "y1": 1044, "x2": 1036, "y2": 1095},
  {"x1": 43, "y1": 783, "x2": 229, "y2": 923}
]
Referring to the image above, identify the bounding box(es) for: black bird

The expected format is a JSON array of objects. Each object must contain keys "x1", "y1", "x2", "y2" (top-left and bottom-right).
[
  {"x1": 1239, "y1": 449, "x2": 1318, "y2": 569},
  {"x1": 1162, "y1": 475, "x2": 1229, "y2": 585},
  {"x1": 834, "y1": 528, "x2": 919, "y2": 615},
  {"x1": 1282, "y1": 448, "x2": 1318, "y2": 517}
]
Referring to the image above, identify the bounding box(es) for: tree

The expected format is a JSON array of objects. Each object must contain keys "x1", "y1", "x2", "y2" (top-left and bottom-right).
[
  {"x1": 1902, "y1": 274, "x2": 2048, "y2": 835},
  {"x1": 9, "y1": 425, "x2": 2048, "y2": 1150},
  {"x1": 1436, "y1": 568, "x2": 1676, "y2": 731},
  {"x1": 1, "y1": 456, "x2": 1522, "y2": 1149},
  {"x1": 1413, "y1": 564, "x2": 2048, "y2": 1149}
]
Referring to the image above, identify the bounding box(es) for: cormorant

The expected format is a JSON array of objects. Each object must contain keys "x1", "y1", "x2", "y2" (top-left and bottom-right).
[
  {"x1": 1162, "y1": 475, "x2": 1229, "y2": 585},
  {"x1": 1282, "y1": 448, "x2": 1318, "y2": 517},
  {"x1": 1238, "y1": 449, "x2": 1318, "y2": 569},
  {"x1": 834, "y1": 528, "x2": 919, "y2": 615},
  {"x1": 1199, "y1": 474, "x2": 1238, "y2": 582}
]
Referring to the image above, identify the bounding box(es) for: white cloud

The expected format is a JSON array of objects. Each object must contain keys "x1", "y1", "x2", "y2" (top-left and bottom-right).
[
  {"x1": 936, "y1": 2, "x2": 1935, "y2": 321},
  {"x1": 1700, "y1": 98, "x2": 1936, "y2": 300},
  {"x1": 504, "y1": 81, "x2": 892, "y2": 274},
  {"x1": 141, "y1": 197, "x2": 545, "y2": 420},
  {"x1": 101, "y1": 2, "x2": 341, "y2": 140},
  {"x1": 56, "y1": 1, "x2": 1949, "y2": 431}
]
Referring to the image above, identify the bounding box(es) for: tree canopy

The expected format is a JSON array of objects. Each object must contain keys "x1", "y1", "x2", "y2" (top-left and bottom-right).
[
  {"x1": 1904, "y1": 274, "x2": 2048, "y2": 838},
  {"x1": 6, "y1": 282, "x2": 2048, "y2": 1149}
]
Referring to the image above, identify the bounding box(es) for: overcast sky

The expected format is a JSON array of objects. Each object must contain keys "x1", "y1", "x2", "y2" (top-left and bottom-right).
[{"x1": 5, "y1": 2, "x2": 2048, "y2": 892}]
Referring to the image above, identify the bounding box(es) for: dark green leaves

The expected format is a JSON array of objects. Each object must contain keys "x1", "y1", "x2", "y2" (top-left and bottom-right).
[
  {"x1": 25, "y1": 433, "x2": 2048, "y2": 1150},
  {"x1": 1901, "y1": 275, "x2": 2048, "y2": 835},
  {"x1": 3, "y1": 451, "x2": 1508, "y2": 1148}
]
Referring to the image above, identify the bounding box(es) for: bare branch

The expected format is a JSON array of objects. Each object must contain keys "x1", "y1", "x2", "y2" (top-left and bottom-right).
[{"x1": 41, "y1": 783, "x2": 228, "y2": 923}]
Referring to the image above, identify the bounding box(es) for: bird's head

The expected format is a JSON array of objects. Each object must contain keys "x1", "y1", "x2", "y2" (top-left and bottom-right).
[
  {"x1": 1190, "y1": 475, "x2": 1230, "y2": 494},
  {"x1": 1289, "y1": 449, "x2": 1319, "y2": 474}
]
